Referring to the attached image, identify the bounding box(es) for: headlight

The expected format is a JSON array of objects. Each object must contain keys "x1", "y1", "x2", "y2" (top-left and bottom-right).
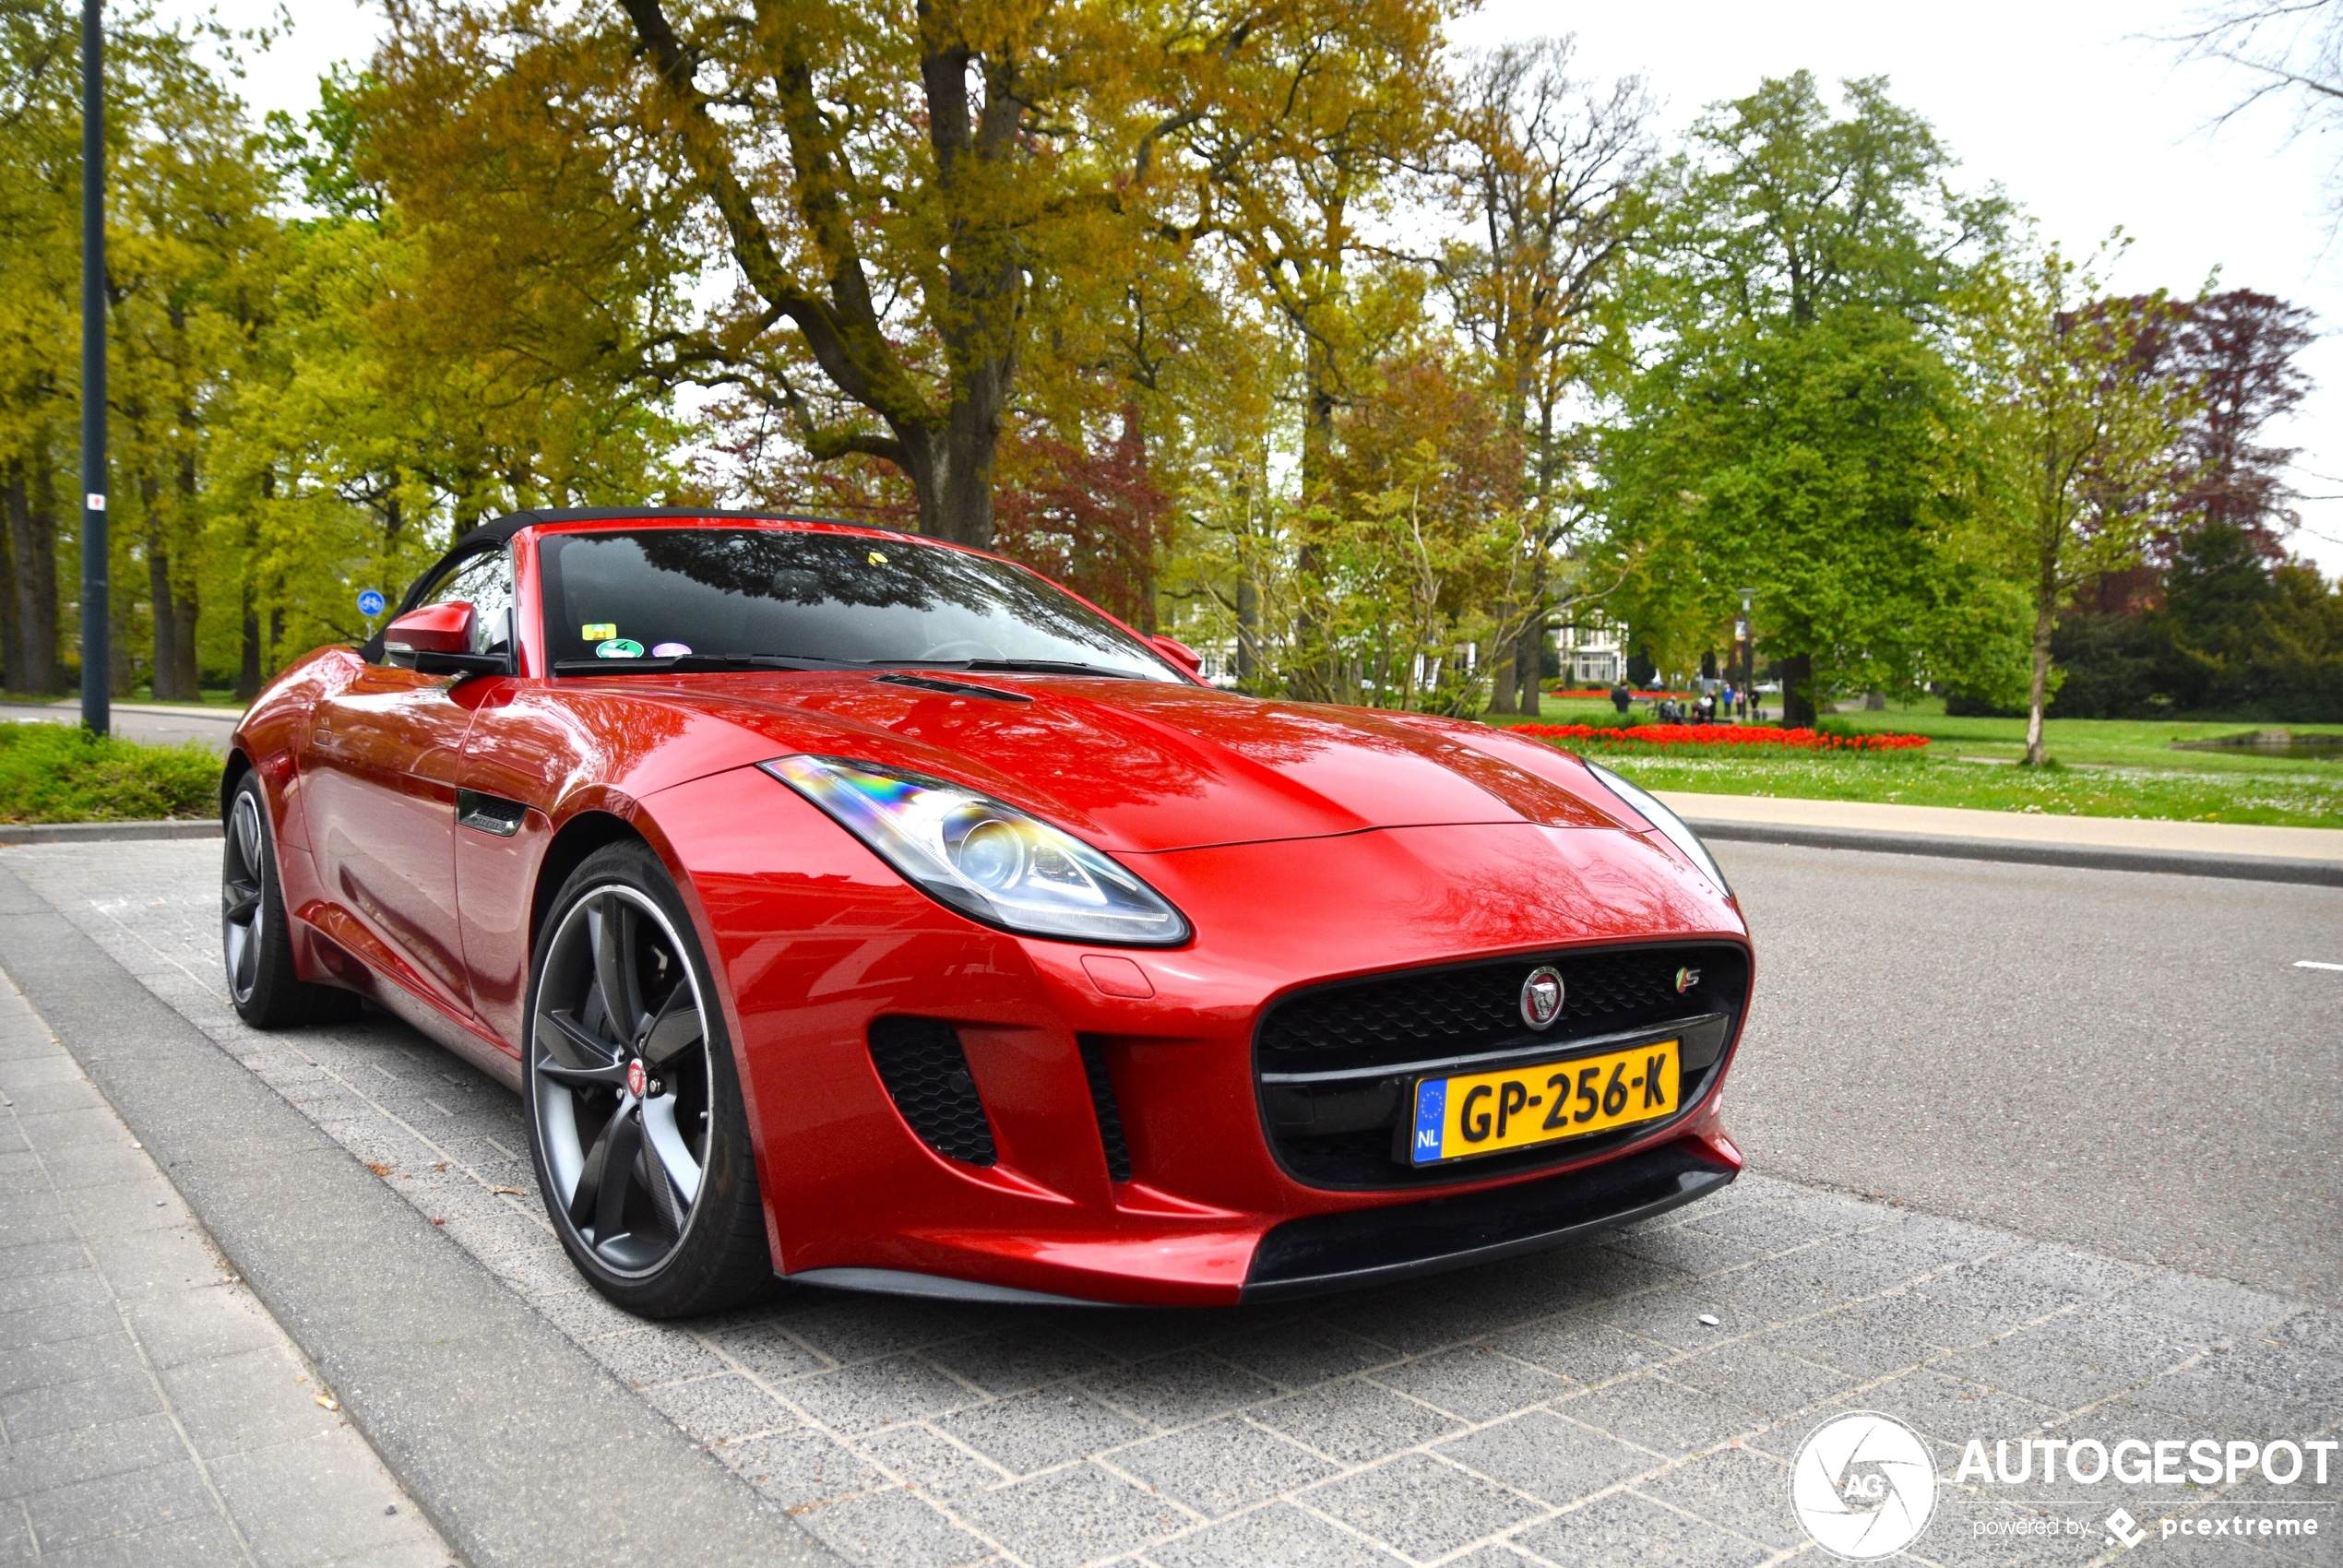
[
  {"x1": 761, "y1": 755, "x2": 1191, "y2": 946},
  {"x1": 1582, "y1": 759, "x2": 1732, "y2": 897}
]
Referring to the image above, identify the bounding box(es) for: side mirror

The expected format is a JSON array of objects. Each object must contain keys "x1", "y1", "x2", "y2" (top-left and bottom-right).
[
  {"x1": 386, "y1": 601, "x2": 510, "y2": 678},
  {"x1": 1150, "y1": 635, "x2": 1203, "y2": 676},
  {"x1": 386, "y1": 601, "x2": 473, "y2": 658}
]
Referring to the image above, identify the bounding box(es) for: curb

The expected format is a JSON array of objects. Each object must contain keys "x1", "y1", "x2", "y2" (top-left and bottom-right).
[
  {"x1": 1689, "y1": 818, "x2": 2343, "y2": 887},
  {"x1": 0, "y1": 818, "x2": 220, "y2": 845}
]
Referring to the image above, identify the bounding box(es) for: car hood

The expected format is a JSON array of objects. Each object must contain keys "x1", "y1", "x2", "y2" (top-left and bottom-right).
[{"x1": 613, "y1": 672, "x2": 1640, "y2": 853}]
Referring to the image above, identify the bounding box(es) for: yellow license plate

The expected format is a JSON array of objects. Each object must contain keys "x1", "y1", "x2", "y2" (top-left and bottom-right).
[{"x1": 1409, "y1": 1041, "x2": 1679, "y2": 1165}]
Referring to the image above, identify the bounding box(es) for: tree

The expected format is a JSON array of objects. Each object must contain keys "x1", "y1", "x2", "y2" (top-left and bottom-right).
[
  {"x1": 1966, "y1": 244, "x2": 2198, "y2": 763},
  {"x1": 2169, "y1": 1, "x2": 2343, "y2": 225},
  {"x1": 1437, "y1": 37, "x2": 1653, "y2": 710},
  {"x1": 2159, "y1": 289, "x2": 2316, "y2": 559},
  {"x1": 1600, "y1": 74, "x2": 2008, "y2": 725}
]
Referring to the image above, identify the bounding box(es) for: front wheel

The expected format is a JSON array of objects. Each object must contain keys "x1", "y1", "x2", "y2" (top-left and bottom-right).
[
  {"x1": 525, "y1": 841, "x2": 771, "y2": 1317},
  {"x1": 221, "y1": 772, "x2": 361, "y2": 1028}
]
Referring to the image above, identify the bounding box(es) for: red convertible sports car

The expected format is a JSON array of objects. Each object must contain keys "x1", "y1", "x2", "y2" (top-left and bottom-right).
[{"x1": 224, "y1": 509, "x2": 1751, "y2": 1314}]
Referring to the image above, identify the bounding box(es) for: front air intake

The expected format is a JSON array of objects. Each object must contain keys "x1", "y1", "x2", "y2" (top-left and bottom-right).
[{"x1": 867, "y1": 1017, "x2": 996, "y2": 1166}]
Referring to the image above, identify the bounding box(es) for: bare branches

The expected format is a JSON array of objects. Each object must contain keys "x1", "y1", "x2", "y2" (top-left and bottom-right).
[{"x1": 2163, "y1": 0, "x2": 2343, "y2": 219}]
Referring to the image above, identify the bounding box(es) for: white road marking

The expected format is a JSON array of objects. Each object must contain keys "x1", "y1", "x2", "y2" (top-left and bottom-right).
[{"x1": 2293, "y1": 960, "x2": 2343, "y2": 971}]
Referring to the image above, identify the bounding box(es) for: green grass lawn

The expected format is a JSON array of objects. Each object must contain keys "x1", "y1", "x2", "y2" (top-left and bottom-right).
[
  {"x1": 1492, "y1": 694, "x2": 2343, "y2": 828},
  {"x1": 0, "y1": 722, "x2": 220, "y2": 822}
]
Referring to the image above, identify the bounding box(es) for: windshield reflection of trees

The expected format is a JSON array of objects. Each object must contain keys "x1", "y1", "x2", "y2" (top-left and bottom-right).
[{"x1": 624, "y1": 530, "x2": 1133, "y2": 652}]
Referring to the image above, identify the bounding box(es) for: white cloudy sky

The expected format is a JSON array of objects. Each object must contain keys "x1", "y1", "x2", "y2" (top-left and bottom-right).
[{"x1": 201, "y1": 0, "x2": 2343, "y2": 574}]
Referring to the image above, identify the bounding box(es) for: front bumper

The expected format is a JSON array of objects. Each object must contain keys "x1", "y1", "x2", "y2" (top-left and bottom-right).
[
  {"x1": 654, "y1": 771, "x2": 1752, "y2": 1305},
  {"x1": 1243, "y1": 1137, "x2": 1739, "y2": 1301}
]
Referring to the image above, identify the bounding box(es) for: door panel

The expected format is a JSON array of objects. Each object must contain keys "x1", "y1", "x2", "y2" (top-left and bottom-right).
[
  {"x1": 453, "y1": 686, "x2": 581, "y2": 1051},
  {"x1": 302, "y1": 665, "x2": 477, "y2": 1016}
]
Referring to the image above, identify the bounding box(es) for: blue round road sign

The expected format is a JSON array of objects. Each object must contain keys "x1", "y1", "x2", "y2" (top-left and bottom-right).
[{"x1": 357, "y1": 589, "x2": 387, "y2": 617}]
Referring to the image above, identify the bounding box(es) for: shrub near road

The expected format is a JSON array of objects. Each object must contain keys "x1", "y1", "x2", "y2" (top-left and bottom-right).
[{"x1": 0, "y1": 724, "x2": 218, "y2": 823}]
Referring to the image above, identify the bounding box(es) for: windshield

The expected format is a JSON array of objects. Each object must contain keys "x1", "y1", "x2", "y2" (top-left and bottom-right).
[{"x1": 536, "y1": 527, "x2": 1181, "y2": 681}]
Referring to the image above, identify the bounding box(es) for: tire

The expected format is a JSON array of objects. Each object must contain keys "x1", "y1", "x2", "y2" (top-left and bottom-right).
[
  {"x1": 221, "y1": 771, "x2": 363, "y2": 1028},
  {"x1": 525, "y1": 841, "x2": 771, "y2": 1318}
]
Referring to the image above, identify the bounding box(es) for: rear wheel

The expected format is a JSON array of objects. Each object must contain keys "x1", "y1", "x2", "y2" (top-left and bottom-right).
[
  {"x1": 525, "y1": 842, "x2": 771, "y2": 1317},
  {"x1": 221, "y1": 772, "x2": 361, "y2": 1028}
]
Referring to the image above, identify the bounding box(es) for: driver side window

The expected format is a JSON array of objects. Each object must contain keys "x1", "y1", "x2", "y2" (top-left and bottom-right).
[{"x1": 422, "y1": 549, "x2": 516, "y2": 656}]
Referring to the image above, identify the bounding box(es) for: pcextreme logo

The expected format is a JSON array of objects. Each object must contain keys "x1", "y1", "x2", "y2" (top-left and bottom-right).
[{"x1": 1790, "y1": 1412, "x2": 1938, "y2": 1559}]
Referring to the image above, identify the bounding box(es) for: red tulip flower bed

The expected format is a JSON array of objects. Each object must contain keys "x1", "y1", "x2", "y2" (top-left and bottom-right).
[{"x1": 1509, "y1": 722, "x2": 1931, "y2": 752}]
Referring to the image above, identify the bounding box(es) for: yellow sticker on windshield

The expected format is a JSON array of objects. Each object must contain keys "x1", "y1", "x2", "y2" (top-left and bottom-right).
[
  {"x1": 581, "y1": 622, "x2": 617, "y2": 641},
  {"x1": 867, "y1": 551, "x2": 887, "y2": 565}
]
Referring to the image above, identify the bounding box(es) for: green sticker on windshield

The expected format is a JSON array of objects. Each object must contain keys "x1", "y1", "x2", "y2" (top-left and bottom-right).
[{"x1": 594, "y1": 637, "x2": 644, "y2": 659}]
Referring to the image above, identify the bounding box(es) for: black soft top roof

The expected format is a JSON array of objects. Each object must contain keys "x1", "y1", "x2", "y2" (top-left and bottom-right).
[{"x1": 445, "y1": 506, "x2": 917, "y2": 560}]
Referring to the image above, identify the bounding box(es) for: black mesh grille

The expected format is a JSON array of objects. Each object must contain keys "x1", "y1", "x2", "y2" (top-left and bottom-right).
[
  {"x1": 868, "y1": 1017, "x2": 996, "y2": 1166},
  {"x1": 1259, "y1": 946, "x2": 1726, "y2": 1076},
  {"x1": 1255, "y1": 942, "x2": 1749, "y2": 1190},
  {"x1": 1077, "y1": 1037, "x2": 1133, "y2": 1183}
]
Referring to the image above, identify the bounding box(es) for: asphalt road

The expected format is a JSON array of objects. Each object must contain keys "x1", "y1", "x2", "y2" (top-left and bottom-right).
[
  {"x1": 1715, "y1": 840, "x2": 2343, "y2": 1305},
  {"x1": 0, "y1": 700, "x2": 241, "y2": 751}
]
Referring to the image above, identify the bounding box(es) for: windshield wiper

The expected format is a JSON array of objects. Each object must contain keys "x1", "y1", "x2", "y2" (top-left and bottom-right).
[
  {"x1": 910, "y1": 658, "x2": 1151, "y2": 681},
  {"x1": 551, "y1": 653, "x2": 844, "y2": 676}
]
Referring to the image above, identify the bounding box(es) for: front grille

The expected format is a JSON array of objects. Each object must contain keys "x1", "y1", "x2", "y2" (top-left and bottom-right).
[
  {"x1": 1255, "y1": 942, "x2": 1747, "y2": 1190},
  {"x1": 868, "y1": 1016, "x2": 996, "y2": 1166},
  {"x1": 1261, "y1": 945, "x2": 1725, "y2": 1076}
]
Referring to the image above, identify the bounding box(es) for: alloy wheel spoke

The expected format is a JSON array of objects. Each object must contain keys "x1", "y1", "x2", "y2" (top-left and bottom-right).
[
  {"x1": 639, "y1": 1094, "x2": 703, "y2": 1208},
  {"x1": 593, "y1": 1106, "x2": 644, "y2": 1247},
  {"x1": 588, "y1": 897, "x2": 645, "y2": 1041},
  {"x1": 540, "y1": 1007, "x2": 622, "y2": 1072},
  {"x1": 222, "y1": 883, "x2": 260, "y2": 924},
  {"x1": 640, "y1": 988, "x2": 702, "y2": 1065},
  {"x1": 567, "y1": 1099, "x2": 624, "y2": 1228},
  {"x1": 234, "y1": 798, "x2": 261, "y2": 877},
  {"x1": 636, "y1": 1104, "x2": 688, "y2": 1234}
]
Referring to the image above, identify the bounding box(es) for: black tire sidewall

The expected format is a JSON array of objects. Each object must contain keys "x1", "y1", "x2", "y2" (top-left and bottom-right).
[{"x1": 523, "y1": 840, "x2": 766, "y2": 1316}]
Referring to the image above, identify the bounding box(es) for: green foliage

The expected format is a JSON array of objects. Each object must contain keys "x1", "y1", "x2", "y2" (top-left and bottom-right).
[{"x1": 0, "y1": 724, "x2": 219, "y2": 822}]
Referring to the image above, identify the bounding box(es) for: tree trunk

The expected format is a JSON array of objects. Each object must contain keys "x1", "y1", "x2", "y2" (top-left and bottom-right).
[
  {"x1": 1779, "y1": 651, "x2": 1816, "y2": 729},
  {"x1": 149, "y1": 535, "x2": 184, "y2": 700},
  {"x1": 9, "y1": 442, "x2": 60, "y2": 694},
  {"x1": 2023, "y1": 593, "x2": 2054, "y2": 767},
  {"x1": 1485, "y1": 604, "x2": 1518, "y2": 715},
  {"x1": 1514, "y1": 612, "x2": 1545, "y2": 715},
  {"x1": 1235, "y1": 577, "x2": 1257, "y2": 682},
  {"x1": 0, "y1": 464, "x2": 22, "y2": 692}
]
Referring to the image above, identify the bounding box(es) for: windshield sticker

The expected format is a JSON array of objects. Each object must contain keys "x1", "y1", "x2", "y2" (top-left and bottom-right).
[
  {"x1": 867, "y1": 550, "x2": 887, "y2": 565},
  {"x1": 651, "y1": 642, "x2": 693, "y2": 658},
  {"x1": 594, "y1": 637, "x2": 645, "y2": 659},
  {"x1": 581, "y1": 622, "x2": 617, "y2": 641}
]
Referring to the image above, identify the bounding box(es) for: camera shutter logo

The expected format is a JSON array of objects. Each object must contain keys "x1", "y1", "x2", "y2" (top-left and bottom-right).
[{"x1": 1790, "y1": 1412, "x2": 1937, "y2": 1559}]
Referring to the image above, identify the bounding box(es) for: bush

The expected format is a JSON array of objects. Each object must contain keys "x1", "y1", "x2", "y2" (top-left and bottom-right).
[{"x1": 0, "y1": 724, "x2": 221, "y2": 823}]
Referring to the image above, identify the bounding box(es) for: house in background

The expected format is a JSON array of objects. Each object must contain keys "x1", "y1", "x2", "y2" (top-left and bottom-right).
[{"x1": 1554, "y1": 619, "x2": 1628, "y2": 686}]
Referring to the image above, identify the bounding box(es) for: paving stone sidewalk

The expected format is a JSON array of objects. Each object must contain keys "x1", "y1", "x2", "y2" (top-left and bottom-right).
[
  {"x1": 7, "y1": 839, "x2": 2338, "y2": 1568},
  {"x1": 0, "y1": 973, "x2": 454, "y2": 1567}
]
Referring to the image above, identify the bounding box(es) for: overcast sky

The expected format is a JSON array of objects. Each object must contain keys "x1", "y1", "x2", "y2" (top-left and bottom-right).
[{"x1": 202, "y1": 0, "x2": 2343, "y2": 575}]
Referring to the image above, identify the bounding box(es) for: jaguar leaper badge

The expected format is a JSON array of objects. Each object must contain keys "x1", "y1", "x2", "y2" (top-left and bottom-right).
[{"x1": 1520, "y1": 966, "x2": 1565, "y2": 1029}]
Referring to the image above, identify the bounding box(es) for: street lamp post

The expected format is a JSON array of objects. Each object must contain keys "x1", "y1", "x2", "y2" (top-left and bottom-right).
[
  {"x1": 1737, "y1": 588, "x2": 1756, "y2": 723},
  {"x1": 79, "y1": 0, "x2": 108, "y2": 736}
]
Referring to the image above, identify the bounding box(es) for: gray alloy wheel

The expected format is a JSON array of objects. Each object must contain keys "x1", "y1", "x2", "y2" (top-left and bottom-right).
[
  {"x1": 530, "y1": 882, "x2": 716, "y2": 1278},
  {"x1": 220, "y1": 771, "x2": 361, "y2": 1029},
  {"x1": 222, "y1": 789, "x2": 267, "y2": 1008}
]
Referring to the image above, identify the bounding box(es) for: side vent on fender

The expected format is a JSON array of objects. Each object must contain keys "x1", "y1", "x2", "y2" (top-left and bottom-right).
[
  {"x1": 1077, "y1": 1036, "x2": 1133, "y2": 1183},
  {"x1": 867, "y1": 1017, "x2": 996, "y2": 1166}
]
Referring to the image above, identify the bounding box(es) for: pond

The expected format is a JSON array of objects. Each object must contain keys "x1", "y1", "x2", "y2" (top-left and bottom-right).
[{"x1": 2169, "y1": 729, "x2": 2343, "y2": 760}]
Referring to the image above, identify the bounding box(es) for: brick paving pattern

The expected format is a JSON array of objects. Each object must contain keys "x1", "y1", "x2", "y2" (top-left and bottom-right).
[
  {"x1": 0, "y1": 970, "x2": 453, "y2": 1566},
  {"x1": 7, "y1": 840, "x2": 2337, "y2": 1567}
]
